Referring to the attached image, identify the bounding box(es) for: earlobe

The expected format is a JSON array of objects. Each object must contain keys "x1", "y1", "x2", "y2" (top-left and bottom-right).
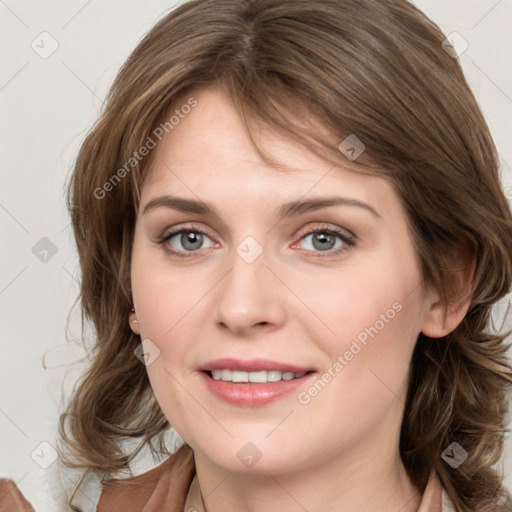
[
  {"x1": 420, "y1": 293, "x2": 471, "y2": 338},
  {"x1": 129, "y1": 308, "x2": 140, "y2": 335}
]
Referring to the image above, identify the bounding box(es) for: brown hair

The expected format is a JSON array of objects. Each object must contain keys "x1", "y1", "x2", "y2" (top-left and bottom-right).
[{"x1": 60, "y1": 0, "x2": 512, "y2": 510}]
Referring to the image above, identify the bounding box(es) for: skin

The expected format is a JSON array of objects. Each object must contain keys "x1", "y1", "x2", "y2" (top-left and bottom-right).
[{"x1": 128, "y1": 87, "x2": 471, "y2": 512}]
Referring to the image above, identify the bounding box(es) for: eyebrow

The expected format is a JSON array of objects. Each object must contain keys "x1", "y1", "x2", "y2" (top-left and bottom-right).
[{"x1": 142, "y1": 195, "x2": 381, "y2": 220}]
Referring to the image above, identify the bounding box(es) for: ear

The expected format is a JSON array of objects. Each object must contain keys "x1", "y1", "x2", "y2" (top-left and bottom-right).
[
  {"x1": 421, "y1": 238, "x2": 477, "y2": 338},
  {"x1": 129, "y1": 308, "x2": 140, "y2": 335}
]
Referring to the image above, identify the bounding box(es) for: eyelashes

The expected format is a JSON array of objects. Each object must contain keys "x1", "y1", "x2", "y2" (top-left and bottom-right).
[
  {"x1": 296, "y1": 226, "x2": 354, "y2": 255},
  {"x1": 156, "y1": 224, "x2": 357, "y2": 259},
  {"x1": 157, "y1": 227, "x2": 213, "y2": 258}
]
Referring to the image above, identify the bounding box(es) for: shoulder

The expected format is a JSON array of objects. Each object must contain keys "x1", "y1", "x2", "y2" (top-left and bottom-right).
[
  {"x1": 0, "y1": 479, "x2": 35, "y2": 512},
  {"x1": 69, "y1": 443, "x2": 195, "y2": 512},
  {"x1": 97, "y1": 444, "x2": 195, "y2": 512}
]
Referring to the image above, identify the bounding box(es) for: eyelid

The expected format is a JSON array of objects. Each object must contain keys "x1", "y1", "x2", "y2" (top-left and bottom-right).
[
  {"x1": 293, "y1": 223, "x2": 356, "y2": 245},
  {"x1": 290, "y1": 224, "x2": 356, "y2": 257},
  {"x1": 156, "y1": 224, "x2": 216, "y2": 257}
]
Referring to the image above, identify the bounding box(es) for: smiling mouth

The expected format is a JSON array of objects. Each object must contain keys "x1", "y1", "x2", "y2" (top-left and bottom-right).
[{"x1": 205, "y1": 369, "x2": 314, "y2": 383}]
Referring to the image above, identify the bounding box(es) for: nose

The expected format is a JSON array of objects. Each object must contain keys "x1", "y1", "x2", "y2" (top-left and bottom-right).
[{"x1": 213, "y1": 244, "x2": 286, "y2": 337}]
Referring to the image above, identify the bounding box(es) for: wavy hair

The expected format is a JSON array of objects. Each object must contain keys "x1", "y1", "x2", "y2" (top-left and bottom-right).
[{"x1": 60, "y1": 0, "x2": 512, "y2": 510}]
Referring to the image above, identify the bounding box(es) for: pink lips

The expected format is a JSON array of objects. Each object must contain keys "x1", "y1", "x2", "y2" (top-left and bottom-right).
[{"x1": 199, "y1": 358, "x2": 316, "y2": 407}]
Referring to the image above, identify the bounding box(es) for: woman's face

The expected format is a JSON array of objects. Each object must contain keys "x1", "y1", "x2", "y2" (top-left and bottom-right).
[{"x1": 130, "y1": 87, "x2": 436, "y2": 475}]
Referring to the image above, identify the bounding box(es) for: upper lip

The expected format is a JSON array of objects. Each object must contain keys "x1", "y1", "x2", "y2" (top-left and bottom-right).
[{"x1": 200, "y1": 358, "x2": 314, "y2": 373}]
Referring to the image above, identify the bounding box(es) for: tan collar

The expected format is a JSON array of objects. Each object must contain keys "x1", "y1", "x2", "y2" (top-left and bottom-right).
[{"x1": 184, "y1": 474, "x2": 205, "y2": 511}]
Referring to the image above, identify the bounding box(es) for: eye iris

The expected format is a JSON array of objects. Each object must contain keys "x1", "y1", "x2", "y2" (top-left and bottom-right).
[
  {"x1": 181, "y1": 231, "x2": 203, "y2": 250},
  {"x1": 313, "y1": 232, "x2": 335, "y2": 251}
]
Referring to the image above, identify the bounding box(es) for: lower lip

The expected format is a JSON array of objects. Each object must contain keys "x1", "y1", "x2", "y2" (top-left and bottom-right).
[{"x1": 200, "y1": 371, "x2": 315, "y2": 407}]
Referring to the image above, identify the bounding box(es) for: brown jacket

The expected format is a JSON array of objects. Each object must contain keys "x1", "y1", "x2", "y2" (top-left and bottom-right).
[{"x1": 1, "y1": 445, "x2": 455, "y2": 511}]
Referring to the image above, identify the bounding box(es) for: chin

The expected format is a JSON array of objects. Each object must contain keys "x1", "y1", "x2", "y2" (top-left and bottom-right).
[{"x1": 193, "y1": 438, "x2": 311, "y2": 476}]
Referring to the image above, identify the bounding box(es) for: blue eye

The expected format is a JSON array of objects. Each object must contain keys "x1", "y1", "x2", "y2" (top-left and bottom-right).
[
  {"x1": 294, "y1": 226, "x2": 355, "y2": 257},
  {"x1": 299, "y1": 230, "x2": 345, "y2": 251},
  {"x1": 158, "y1": 228, "x2": 214, "y2": 257}
]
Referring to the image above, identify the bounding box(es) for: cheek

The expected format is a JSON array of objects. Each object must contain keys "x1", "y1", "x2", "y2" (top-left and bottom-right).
[
  {"x1": 299, "y1": 247, "x2": 423, "y2": 383},
  {"x1": 131, "y1": 240, "x2": 211, "y2": 346},
  {"x1": 290, "y1": 269, "x2": 422, "y2": 443}
]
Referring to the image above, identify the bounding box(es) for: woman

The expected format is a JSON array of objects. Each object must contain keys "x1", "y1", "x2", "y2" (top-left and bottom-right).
[{"x1": 3, "y1": 0, "x2": 512, "y2": 510}]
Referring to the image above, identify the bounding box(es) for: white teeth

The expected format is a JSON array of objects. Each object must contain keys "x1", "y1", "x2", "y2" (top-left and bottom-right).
[
  {"x1": 232, "y1": 370, "x2": 249, "y2": 382},
  {"x1": 209, "y1": 369, "x2": 308, "y2": 383},
  {"x1": 267, "y1": 370, "x2": 282, "y2": 382},
  {"x1": 248, "y1": 371, "x2": 267, "y2": 383}
]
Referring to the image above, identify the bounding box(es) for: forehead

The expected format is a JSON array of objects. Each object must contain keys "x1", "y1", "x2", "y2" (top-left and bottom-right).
[{"x1": 141, "y1": 88, "x2": 398, "y2": 214}]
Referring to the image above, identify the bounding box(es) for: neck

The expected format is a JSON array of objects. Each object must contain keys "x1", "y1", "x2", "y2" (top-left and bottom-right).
[{"x1": 186, "y1": 414, "x2": 423, "y2": 512}]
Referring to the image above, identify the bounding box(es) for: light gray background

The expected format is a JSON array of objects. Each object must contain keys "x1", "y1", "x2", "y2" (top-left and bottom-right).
[{"x1": 1, "y1": 1, "x2": 511, "y2": 510}]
